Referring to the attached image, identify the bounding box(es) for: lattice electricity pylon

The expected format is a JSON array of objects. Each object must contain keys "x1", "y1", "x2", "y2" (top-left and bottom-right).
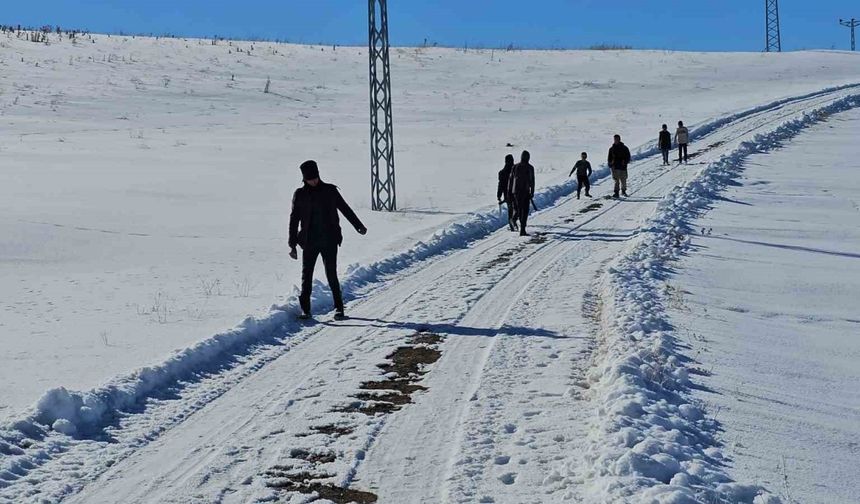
[
  {"x1": 765, "y1": 0, "x2": 782, "y2": 52},
  {"x1": 840, "y1": 18, "x2": 859, "y2": 51},
  {"x1": 368, "y1": 0, "x2": 396, "y2": 211}
]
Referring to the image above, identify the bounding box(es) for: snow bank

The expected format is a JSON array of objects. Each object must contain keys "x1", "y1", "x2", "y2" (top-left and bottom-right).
[
  {"x1": 3, "y1": 84, "x2": 860, "y2": 448},
  {"x1": 582, "y1": 92, "x2": 860, "y2": 503}
]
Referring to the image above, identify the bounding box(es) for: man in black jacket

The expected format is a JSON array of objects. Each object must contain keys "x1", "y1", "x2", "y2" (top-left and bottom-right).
[
  {"x1": 658, "y1": 124, "x2": 672, "y2": 166},
  {"x1": 607, "y1": 134, "x2": 631, "y2": 198},
  {"x1": 568, "y1": 152, "x2": 592, "y2": 199},
  {"x1": 497, "y1": 154, "x2": 517, "y2": 231},
  {"x1": 289, "y1": 160, "x2": 367, "y2": 320},
  {"x1": 507, "y1": 150, "x2": 536, "y2": 236}
]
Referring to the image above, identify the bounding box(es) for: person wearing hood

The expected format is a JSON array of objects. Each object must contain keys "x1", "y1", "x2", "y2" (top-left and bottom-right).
[
  {"x1": 497, "y1": 154, "x2": 517, "y2": 231},
  {"x1": 288, "y1": 160, "x2": 367, "y2": 320},
  {"x1": 507, "y1": 150, "x2": 536, "y2": 236},
  {"x1": 607, "y1": 134, "x2": 631, "y2": 198},
  {"x1": 658, "y1": 124, "x2": 672, "y2": 166}
]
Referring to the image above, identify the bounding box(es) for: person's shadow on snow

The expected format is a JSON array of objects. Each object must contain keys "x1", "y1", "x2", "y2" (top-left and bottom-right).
[{"x1": 326, "y1": 317, "x2": 572, "y2": 339}]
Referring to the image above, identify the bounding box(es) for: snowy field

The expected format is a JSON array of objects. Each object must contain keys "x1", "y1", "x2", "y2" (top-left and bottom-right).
[
  {"x1": 669, "y1": 108, "x2": 860, "y2": 504},
  {"x1": 2, "y1": 33, "x2": 860, "y2": 419},
  {"x1": 2, "y1": 30, "x2": 860, "y2": 504}
]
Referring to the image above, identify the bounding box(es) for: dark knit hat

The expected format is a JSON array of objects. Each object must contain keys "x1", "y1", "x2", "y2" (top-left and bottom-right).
[
  {"x1": 505, "y1": 154, "x2": 514, "y2": 164},
  {"x1": 521, "y1": 150, "x2": 530, "y2": 163},
  {"x1": 300, "y1": 160, "x2": 320, "y2": 181}
]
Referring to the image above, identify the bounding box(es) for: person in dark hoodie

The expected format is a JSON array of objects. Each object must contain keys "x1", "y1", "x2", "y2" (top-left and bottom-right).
[
  {"x1": 658, "y1": 124, "x2": 672, "y2": 166},
  {"x1": 507, "y1": 150, "x2": 536, "y2": 236},
  {"x1": 289, "y1": 160, "x2": 367, "y2": 320},
  {"x1": 497, "y1": 154, "x2": 517, "y2": 231},
  {"x1": 607, "y1": 134, "x2": 631, "y2": 198},
  {"x1": 569, "y1": 152, "x2": 592, "y2": 199}
]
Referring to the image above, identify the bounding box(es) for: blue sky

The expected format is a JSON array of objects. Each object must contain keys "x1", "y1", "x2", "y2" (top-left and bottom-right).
[{"x1": 3, "y1": 1, "x2": 857, "y2": 52}]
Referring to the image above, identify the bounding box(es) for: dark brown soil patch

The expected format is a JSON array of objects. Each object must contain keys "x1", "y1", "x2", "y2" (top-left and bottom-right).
[
  {"x1": 348, "y1": 332, "x2": 444, "y2": 417},
  {"x1": 289, "y1": 449, "x2": 337, "y2": 464},
  {"x1": 354, "y1": 392, "x2": 412, "y2": 405},
  {"x1": 264, "y1": 470, "x2": 377, "y2": 503},
  {"x1": 264, "y1": 332, "x2": 442, "y2": 501},
  {"x1": 360, "y1": 379, "x2": 427, "y2": 394},
  {"x1": 409, "y1": 332, "x2": 443, "y2": 346},
  {"x1": 296, "y1": 424, "x2": 354, "y2": 437},
  {"x1": 335, "y1": 401, "x2": 399, "y2": 416},
  {"x1": 377, "y1": 346, "x2": 442, "y2": 377},
  {"x1": 266, "y1": 481, "x2": 378, "y2": 503},
  {"x1": 265, "y1": 469, "x2": 335, "y2": 480}
]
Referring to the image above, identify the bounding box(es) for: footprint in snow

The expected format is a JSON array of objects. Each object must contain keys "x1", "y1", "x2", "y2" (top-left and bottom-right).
[
  {"x1": 503, "y1": 423, "x2": 517, "y2": 434},
  {"x1": 494, "y1": 455, "x2": 511, "y2": 465},
  {"x1": 499, "y1": 473, "x2": 517, "y2": 485}
]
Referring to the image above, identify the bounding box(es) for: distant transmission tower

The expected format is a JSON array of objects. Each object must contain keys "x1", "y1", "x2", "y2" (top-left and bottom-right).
[
  {"x1": 840, "y1": 18, "x2": 859, "y2": 51},
  {"x1": 368, "y1": 0, "x2": 396, "y2": 211},
  {"x1": 765, "y1": 0, "x2": 782, "y2": 52}
]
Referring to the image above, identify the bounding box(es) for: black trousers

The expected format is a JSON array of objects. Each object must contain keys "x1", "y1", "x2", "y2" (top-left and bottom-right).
[
  {"x1": 576, "y1": 175, "x2": 590, "y2": 197},
  {"x1": 516, "y1": 194, "x2": 531, "y2": 232},
  {"x1": 678, "y1": 143, "x2": 688, "y2": 162},
  {"x1": 300, "y1": 243, "x2": 343, "y2": 314},
  {"x1": 661, "y1": 148, "x2": 670, "y2": 164},
  {"x1": 505, "y1": 196, "x2": 516, "y2": 224}
]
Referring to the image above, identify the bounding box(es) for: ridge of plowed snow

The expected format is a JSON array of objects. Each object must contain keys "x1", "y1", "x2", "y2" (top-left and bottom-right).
[{"x1": 583, "y1": 92, "x2": 860, "y2": 503}]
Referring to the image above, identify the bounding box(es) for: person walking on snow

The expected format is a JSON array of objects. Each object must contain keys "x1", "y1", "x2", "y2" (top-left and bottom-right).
[
  {"x1": 507, "y1": 150, "x2": 535, "y2": 236},
  {"x1": 659, "y1": 124, "x2": 672, "y2": 165},
  {"x1": 607, "y1": 134, "x2": 631, "y2": 198},
  {"x1": 675, "y1": 120, "x2": 690, "y2": 164},
  {"x1": 569, "y1": 152, "x2": 592, "y2": 199},
  {"x1": 497, "y1": 154, "x2": 517, "y2": 231},
  {"x1": 289, "y1": 160, "x2": 367, "y2": 320}
]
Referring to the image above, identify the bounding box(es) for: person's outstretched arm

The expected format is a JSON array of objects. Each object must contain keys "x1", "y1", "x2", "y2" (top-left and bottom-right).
[
  {"x1": 587, "y1": 161, "x2": 593, "y2": 178},
  {"x1": 529, "y1": 166, "x2": 535, "y2": 198},
  {"x1": 335, "y1": 189, "x2": 367, "y2": 234},
  {"x1": 288, "y1": 190, "x2": 301, "y2": 249}
]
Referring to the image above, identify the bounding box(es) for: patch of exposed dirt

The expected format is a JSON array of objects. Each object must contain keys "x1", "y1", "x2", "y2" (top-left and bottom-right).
[
  {"x1": 341, "y1": 332, "x2": 445, "y2": 416},
  {"x1": 264, "y1": 332, "x2": 444, "y2": 501},
  {"x1": 295, "y1": 424, "x2": 355, "y2": 438},
  {"x1": 360, "y1": 379, "x2": 427, "y2": 394},
  {"x1": 265, "y1": 470, "x2": 377, "y2": 503},
  {"x1": 289, "y1": 448, "x2": 336, "y2": 464}
]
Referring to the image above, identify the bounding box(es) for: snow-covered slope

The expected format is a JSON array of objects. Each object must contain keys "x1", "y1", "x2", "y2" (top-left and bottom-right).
[
  {"x1": 668, "y1": 107, "x2": 860, "y2": 504},
  {"x1": 3, "y1": 31, "x2": 860, "y2": 422},
  {"x1": 2, "y1": 30, "x2": 860, "y2": 504}
]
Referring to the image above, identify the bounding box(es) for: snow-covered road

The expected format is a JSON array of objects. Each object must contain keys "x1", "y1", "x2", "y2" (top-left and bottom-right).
[{"x1": 3, "y1": 83, "x2": 857, "y2": 503}]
